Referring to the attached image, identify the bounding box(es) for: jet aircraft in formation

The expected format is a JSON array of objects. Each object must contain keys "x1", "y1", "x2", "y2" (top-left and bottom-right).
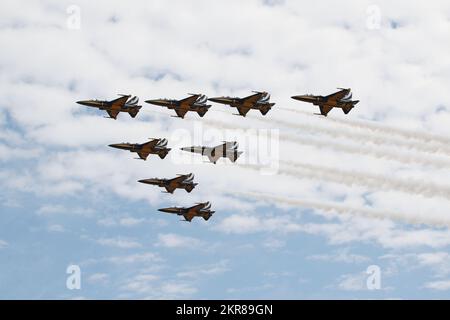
[
  {"x1": 138, "y1": 173, "x2": 197, "y2": 194},
  {"x1": 181, "y1": 141, "x2": 242, "y2": 164},
  {"x1": 77, "y1": 94, "x2": 141, "y2": 119},
  {"x1": 291, "y1": 88, "x2": 359, "y2": 117},
  {"x1": 145, "y1": 94, "x2": 211, "y2": 118},
  {"x1": 78, "y1": 87, "x2": 359, "y2": 222},
  {"x1": 158, "y1": 202, "x2": 215, "y2": 222},
  {"x1": 208, "y1": 91, "x2": 275, "y2": 117},
  {"x1": 109, "y1": 138, "x2": 171, "y2": 160}
]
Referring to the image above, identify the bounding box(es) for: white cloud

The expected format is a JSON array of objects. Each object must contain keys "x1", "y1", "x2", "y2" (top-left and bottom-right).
[
  {"x1": 97, "y1": 217, "x2": 145, "y2": 227},
  {"x1": 176, "y1": 260, "x2": 230, "y2": 278},
  {"x1": 215, "y1": 214, "x2": 303, "y2": 234},
  {"x1": 262, "y1": 238, "x2": 286, "y2": 250},
  {"x1": 156, "y1": 233, "x2": 203, "y2": 249},
  {"x1": 336, "y1": 272, "x2": 368, "y2": 291},
  {"x1": 36, "y1": 204, "x2": 94, "y2": 217},
  {"x1": 119, "y1": 217, "x2": 144, "y2": 227},
  {"x1": 160, "y1": 282, "x2": 198, "y2": 297},
  {"x1": 97, "y1": 237, "x2": 142, "y2": 249},
  {"x1": 0, "y1": 240, "x2": 8, "y2": 249},
  {"x1": 308, "y1": 249, "x2": 370, "y2": 264},
  {"x1": 424, "y1": 280, "x2": 450, "y2": 291},
  {"x1": 87, "y1": 273, "x2": 109, "y2": 284},
  {"x1": 106, "y1": 252, "x2": 163, "y2": 264},
  {"x1": 47, "y1": 224, "x2": 65, "y2": 233}
]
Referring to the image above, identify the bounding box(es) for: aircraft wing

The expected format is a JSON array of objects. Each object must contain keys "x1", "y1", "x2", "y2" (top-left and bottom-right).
[
  {"x1": 165, "y1": 185, "x2": 176, "y2": 194},
  {"x1": 179, "y1": 94, "x2": 200, "y2": 106},
  {"x1": 242, "y1": 92, "x2": 263, "y2": 105},
  {"x1": 141, "y1": 139, "x2": 160, "y2": 149},
  {"x1": 319, "y1": 105, "x2": 333, "y2": 116},
  {"x1": 106, "y1": 109, "x2": 120, "y2": 119},
  {"x1": 325, "y1": 89, "x2": 350, "y2": 102},
  {"x1": 169, "y1": 175, "x2": 187, "y2": 184},
  {"x1": 110, "y1": 95, "x2": 130, "y2": 108},
  {"x1": 183, "y1": 212, "x2": 195, "y2": 222},
  {"x1": 236, "y1": 106, "x2": 251, "y2": 116},
  {"x1": 190, "y1": 203, "x2": 207, "y2": 211},
  {"x1": 174, "y1": 108, "x2": 188, "y2": 118},
  {"x1": 137, "y1": 151, "x2": 150, "y2": 160},
  {"x1": 207, "y1": 153, "x2": 222, "y2": 164}
]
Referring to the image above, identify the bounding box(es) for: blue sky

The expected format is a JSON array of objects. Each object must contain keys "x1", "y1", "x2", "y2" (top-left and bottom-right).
[{"x1": 1, "y1": 0, "x2": 450, "y2": 299}]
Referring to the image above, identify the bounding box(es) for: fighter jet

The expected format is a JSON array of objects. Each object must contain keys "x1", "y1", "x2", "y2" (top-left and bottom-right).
[
  {"x1": 158, "y1": 202, "x2": 215, "y2": 222},
  {"x1": 138, "y1": 173, "x2": 197, "y2": 194},
  {"x1": 145, "y1": 94, "x2": 211, "y2": 118},
  {"x1": 291, "y1": 88, "x2": 359, "y2": 117},
  {"x1": 180, "y1": 141, "x2": 242, "y2": 164},
  {"x1": 77, "y1": 94, "x2": 141, "y2": 119},
  {"x1": 208, "y1": 91, "x2": 275, "y2": 117},
  {"x1": 109, "y1": 138, "x2": 171, "y2": 160}
]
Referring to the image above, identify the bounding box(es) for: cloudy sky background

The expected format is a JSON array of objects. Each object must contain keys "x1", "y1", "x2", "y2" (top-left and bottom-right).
[{"x1": 1, "y1": 0, "x2": 450, "y2": 299}]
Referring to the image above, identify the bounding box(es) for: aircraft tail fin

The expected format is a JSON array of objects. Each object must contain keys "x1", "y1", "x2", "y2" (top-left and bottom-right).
[
  {"x1": 158, "y1": 149, "x2": 171, "y2": 159},
  {"x1": 342, "y1": 106, "x2": 354, "y2": 114},
  {"x1": 197, "y1": 107, "x2": 209, "y2": 117},
  {"x1": 128, "y1": 106, "x2": 141, "y2": 118},
  {"x1": 259, "y1": 104, "x2": 274, "y2": 116},
  {"x1": 227, "y1": 151, "x2": 243, "y2": 163}
]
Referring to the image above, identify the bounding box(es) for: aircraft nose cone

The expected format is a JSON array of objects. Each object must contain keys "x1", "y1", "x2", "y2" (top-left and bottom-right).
[
  {"x1": 108, "y1": 143, "x2": 129, "y2": 150},
  {"x1": 291, "y1": 95, "x2": 316, "y2": 103},
  {"x1": 158, "y1": 207, "x2": 174, "y2": 214},
  {"x1": 138, "y1": 178, "x2": 157, "y2": 185},
  {"x1": 76, "y1": 100, "x2": 92, "y2": 106},
  {"x1": 208, "y1": 97, "x2": 227, "y2": 104},
  {"x1": 145, "y1": 99, "x2": 164, "y2": 105}
]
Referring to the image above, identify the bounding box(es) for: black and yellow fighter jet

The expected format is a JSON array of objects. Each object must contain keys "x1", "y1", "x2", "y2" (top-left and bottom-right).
[
  {"x1": 208, "y1": 91, "x2": 275, "y2": 117},
  {"x1": 158, "y1": 202, "x2": 215, "y2": 222},
  {"x1": 180, "y1": 141, "x2": 242, "y2": 164},
  {"x1": 109, "y1": 138, "x2": 171, "y2": 160},
  {"x1": 138, "y1": 173, "x2": 197, "y2": 194},
  {"x1": 145, "y1": 94, "x2": 211, "y2": 118},
  {"x1": 291, "y1": 88, "x2": 359, "y2": 117},
  {"x1": 77, "y1": 94, "x2": 141, "y2": 119}
]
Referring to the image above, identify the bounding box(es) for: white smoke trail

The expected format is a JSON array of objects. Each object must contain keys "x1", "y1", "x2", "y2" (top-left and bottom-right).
[
  {"x1": 280, "y1": 160, "x2": 450, "y2": 200},
  {"x1": 239, "y1": 191, "x2": 450, "y2": 228},
  {"x1": 203, "y1": 119, "x2": 450, "y2": 170},
  {"x1": 280, "y1": 133, "x2": 450, "y2": 170},
  {"x1": 249, "y1": 113, "x2": 450, "y2": 157},
  {"x1": 278, "y1": 107, "x2": 450, "y2": 148}
]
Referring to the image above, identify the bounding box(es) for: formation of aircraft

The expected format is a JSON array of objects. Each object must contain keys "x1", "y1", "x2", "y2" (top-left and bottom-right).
[
  {"x1": 78, "y1": 88, "x2": 359, "y2": 222},
  {"x1": 109, "y1": 138, "x2": 171, "y2": 160},
  {"x1": 208, "y1": 91, "x2": 275, "y2": 117},
  {"x1": 138, "y1": 173, "x2": 197, "y2": 194},
  {"x1": 145, "y1": 94, "x2": 211, "y2": 118},
  {"x1": 77, "y1": 94, "x2": 141, "y2": 119},
  {"x1": 181, "y1": 141, "x2": 242, "y2": 164},
  {"x1": 158, "y1": 202, "x2": 215, "y2": 222},
  {"x1": 291, "y1": 88, "x2": 359, "y2": 117}
]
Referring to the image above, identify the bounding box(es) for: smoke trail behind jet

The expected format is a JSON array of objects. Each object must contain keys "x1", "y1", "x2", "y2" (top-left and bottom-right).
[{"x1": 238, "y1": 191, "x2": 450, "y2": 228}]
